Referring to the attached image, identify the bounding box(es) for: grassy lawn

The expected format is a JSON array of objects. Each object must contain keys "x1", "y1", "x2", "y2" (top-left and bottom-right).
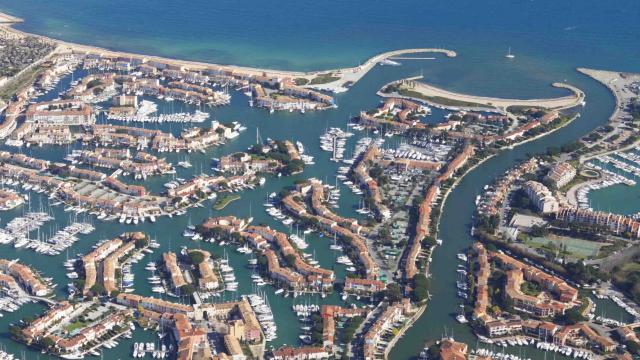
[
  {"x1": 526, "y1": 235, "x2": 607, "y2": 259},
  {"x1": 65, "y1": 320, "x2": 89, "y2": 332},
  {"x1": 397, "y1": 88, "x2": 488, "y2": 108},
  {"x1": 507, "y1": 105, "x2": 538, "y2": 115},
  {"x1": 213, "y1": 194, "x2": 240, "y2": 210},
  {"x1": 294, "y1": 78, "x2": 310, "y2": 86},
  {"x1": 0, "y1": 64, "x2": 45, "y2": 101},
  {"x1": 309, "y1": 73, "x2": 340, "y2": 85},
  {"x1": 616, "y1": 263, "x2": 640, "y2": 275},
  {"x1": 520, "y1": 281, "x2": 542, "y2": 296}
]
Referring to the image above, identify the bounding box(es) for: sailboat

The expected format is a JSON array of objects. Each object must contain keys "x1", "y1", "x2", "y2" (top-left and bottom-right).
[
  {"x1": 455, "y1": 304, "x2": 468, "y2": 323},
  {"x1": 183, "y1": 216, "x2": 196, "y2": 237},
  {"x1": 505, "y1": 46, "x2": 515, "y2": 59},
  {"x1": 329, "y1": 233, "x2": 343, "y2": 251}
]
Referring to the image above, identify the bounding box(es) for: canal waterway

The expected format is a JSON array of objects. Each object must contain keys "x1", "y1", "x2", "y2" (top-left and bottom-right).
[
  {"x1": 586, "y1": 153, "x2": 640, "y2": 216},
  {"x1": 1, "y1": 1, "x2": 640, "y2": 358},
  {"x1": 0, "y1": 56, "x2": 493, "y2": 359},
  {"x1": 389, "y1": 67, "x2": 618, "y2": 360},
  {"x1": 0, "y1": 57, "x2": 623, "y2": 360}
]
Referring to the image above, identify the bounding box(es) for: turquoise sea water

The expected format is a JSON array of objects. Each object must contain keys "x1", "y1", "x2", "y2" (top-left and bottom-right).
[
  {"x1": 1, "y1": 0, "x2": 640, "y2": 73},
  {"x1": 589, "y1": 184, "x2": 640, "y2": 215},
  {"x1": 0, "y1": 1, "x2": 639, "y2": 359},
  {"x1": 587, "y1": 154, "x2": 640, "y2": 215}
]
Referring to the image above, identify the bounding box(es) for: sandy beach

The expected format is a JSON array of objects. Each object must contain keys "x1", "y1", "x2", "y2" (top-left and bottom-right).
[
  {"x1": 383, "y1": 77, "x2": 585, "y2": 112},
  {"x1": 0, "y1": 12, "x2": 21, "y2": 24},
  {"x1": 0, "y1": 10, "x2": 456, "y2": 93}
]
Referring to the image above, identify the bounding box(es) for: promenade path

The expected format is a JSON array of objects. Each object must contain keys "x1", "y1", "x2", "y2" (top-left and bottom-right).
[
  {"x1": 565, "y1": 178, "x2": 602, "y2": 207},
  {"x1": 580, "y1": 137, "x2": 640, "y2": 163}
]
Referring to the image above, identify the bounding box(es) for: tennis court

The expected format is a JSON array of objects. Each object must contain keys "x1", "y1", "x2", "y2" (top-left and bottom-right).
[{"x1": 527, "y1": 235, "x2": 607, "y2": 259}]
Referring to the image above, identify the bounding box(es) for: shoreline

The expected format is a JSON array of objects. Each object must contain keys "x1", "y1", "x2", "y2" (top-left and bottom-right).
[
  {"x1": 0, "y1": 12, "x2": 21, "y2": 24},
  {"x1": 378, "y1": 77, "x2": 585, "y2": 115},
  {"x1": 384, "y1": 300, "x2": 428, "y2": 359},
  {"x1": 0, "y1": 10, "x2": 456, "y2": 92},
  {"x1": 576, "y1": 68, "x2": 622, "y2": 123},
  {"x1": 385, "y1": 152, "x2": 497, "y2": 358},
  {"x1": 576, "y1": 67, "x2": 640, "y2": 161}
]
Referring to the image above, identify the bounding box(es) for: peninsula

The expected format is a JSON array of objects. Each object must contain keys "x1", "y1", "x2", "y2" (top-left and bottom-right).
[
  {"x1": 379, "y1": 76, "x2": 585, "y2": 118},
  {"x1": 577, "y1": 68, "x2": 640, "y2": 155}
]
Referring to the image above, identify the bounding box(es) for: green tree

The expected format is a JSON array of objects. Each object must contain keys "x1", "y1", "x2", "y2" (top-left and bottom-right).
[
  {"x1": 135, "y1": 237, "x2": 149, "y2": 249},
  {"x1": 378, "y1": 226, "x2": 393, "y2": 245},
  {"x1": 37, "y1": 337, "x2": 56, "y2": 349},
  {"x1": 626, "y1": 340, "x2": 640, "y2": 355},
  {"x1": 180, "y1": 284, "x2": 196, "y2": 295},
  {"x1": 428, "y1": 345, "x2": 440, "y2": 359},
  {"x1": 412, "y1": 286, "x2": 429, "y2": 302},
  {"x1": 90, "y1": 284, "x2": 107, "y2": 296},
  {"x1": 285, "y1": 254, "x2": 297, "y2": 267},
  {"x1": 411, "y1": 274, "x2": 430, "y2": 302},
  {"x1": 188, "y1": 251, "x2": 206, "y2": 265},
  {"x1": 529, "y1": 225, "x2": 548, "y2": 237},
  {"x1": 257, "y1": 254, "x2": 268, "y2": 267},
  {"x1": 422, "y1": 236, "x2": 437, "y2": 248},
  {"x1": 385, "y1": 283, "x2": 402, "y2": 303},
  {"x1": 554, "y1": 307, "x2": 585, "y2": 325}
]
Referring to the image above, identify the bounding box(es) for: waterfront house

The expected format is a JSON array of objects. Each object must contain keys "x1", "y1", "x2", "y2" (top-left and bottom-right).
[
  {"x1": 556, "y1": 207, "x2": 640, "y2": 238},
  {"x1": 163, "y1": 251, "x2": 188, "y2": 291},
  {"x1": 344, "y1": 277, "x2": 386, "y2": 296},
  {"x1": 21, "y1": 302, "x2": 76, "y2": 340},
  {"x1": 439, "y1": 339, "x2": 468, "y2": 360},
  {"x1": 363, "y1": 302, "x2": 408, "y2": 360},
  {"x1": 492, "y1": 251, "x2": 578, "y2": 317},
  {"x1": 102, "y1": 241, "x2": 135, "y2": 293},
  {"x1": 545, "y1": 162, "x2": 576, "y2": 188},
  {"x1": 553, "y1": 323, "x2": 616, "y2": 352},
  {"x1": 0, "y1": 259, "x2": 50, "y2": 296},
  {"x1": 272, "y1": 347, "x2": 329, "y2": 360},
  {"x1": 116, "y1": 293, "x2": 195, "y2": 316},
  {"x1": 523, "y1": 181, "x2": 559, "y2": 214},
  {"x1": 25, "y1": 100, "x2": 95, "y2": 126}
]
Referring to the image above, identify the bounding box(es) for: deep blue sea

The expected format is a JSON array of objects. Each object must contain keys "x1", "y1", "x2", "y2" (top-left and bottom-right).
[{"x1": 1, "y1": 0, "x2": 640, "y2": 74}]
